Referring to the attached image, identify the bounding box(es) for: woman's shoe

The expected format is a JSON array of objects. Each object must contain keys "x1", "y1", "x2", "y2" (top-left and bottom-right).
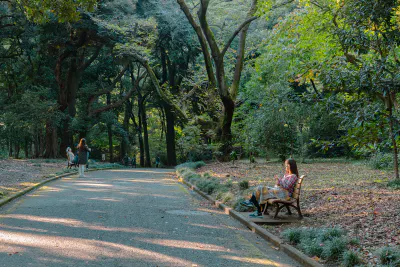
[
  {"x1": 249, "y1": 211, "x2": 263, "y2": 218},
  {"x1": 240, "y1": 200, "x2": 254, "y2": 208}
]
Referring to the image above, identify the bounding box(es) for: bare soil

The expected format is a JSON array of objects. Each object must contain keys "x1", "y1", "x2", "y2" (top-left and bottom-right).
[{"x1": 0, "y1": 159, "x2": 70, "y2": 198}]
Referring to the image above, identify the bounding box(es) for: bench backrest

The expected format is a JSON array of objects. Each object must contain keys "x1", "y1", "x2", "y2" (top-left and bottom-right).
[{"x1": 292, "y1": 175, "x2": 306, "y2": 201}]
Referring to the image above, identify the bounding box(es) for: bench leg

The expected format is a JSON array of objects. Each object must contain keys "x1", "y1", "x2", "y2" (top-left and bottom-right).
[
  {"x1": 273, "y1": 203, "x2": 285, "y2": 218},
  {"x1": 262, "y1": 203, "x2": 269, "y2": 215},
  {"x1": 285, "y1": 206, "x2": 292, "y2": 215},
  {"x1": 295, "y1": 206, "x2": 303, "y2": 219}
]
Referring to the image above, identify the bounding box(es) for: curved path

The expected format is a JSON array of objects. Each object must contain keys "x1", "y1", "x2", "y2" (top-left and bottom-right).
[{"x1": 0, "y1": 169, "x2": 298, "y2": 266}]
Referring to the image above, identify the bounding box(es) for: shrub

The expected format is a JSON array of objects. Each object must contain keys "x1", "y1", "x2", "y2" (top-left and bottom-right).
[
  {"x1": 348, "y1": 238, "x2": 360, "y2": 246},
  {"x1": 224, "y1": 179, "x2": 233, "y2": 188},
  {"x1": 282, "y1": 228, "x2": 302, "y2": 245},
  {"x1": 342, "y1": 250, "x2": 362, "y2": 267},
  {"x1": 176, "y1": 161, "x2": 206, "y2": 170},
  {"x1": 299, "y1": 238, "x2": 324, "y2": 258},
  {"x1": 239, "y1": 180, "x2": 249, "y2": 190},
  {"x1": 368, "y1": 152, "x2": 393, "y2": 169},
  {"x1": 377, "y1": 246, "x2": 400, "y2": 266},
  {"x1": 282, "y1": 227, "x2": 348, "y2": 262},
  {"x1": 222, "y1": 192, "x2": 234, "y2": 203},
  {"x1": 321, "y1": 237, "x2": 347, "y2": 260},
  {"x1": 196, "y1": 178, "x2": 220, "y2": 195},
  {"x1": 320, "y1": 227, "x2": 345, "y2": 241},
  {"x1": 203, "y1": 172, "x2": 211, "y2": 178},
  {"x1": 388, "y1": 179, "x2": 400, "y2": 190}
]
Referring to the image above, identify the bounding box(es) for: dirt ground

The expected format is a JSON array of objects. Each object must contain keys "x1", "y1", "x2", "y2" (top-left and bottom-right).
[
  {"x1": 196, "y1": 159, "x2": 400, "y2": 265},
  {"x1": 0, "y1": 159, "x2": 70, "y2": 198}
]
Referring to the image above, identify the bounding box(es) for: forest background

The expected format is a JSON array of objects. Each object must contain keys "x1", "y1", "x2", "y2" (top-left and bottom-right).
[{"x1": 1, "y1": 0, "x2": 400, "y2": 180}]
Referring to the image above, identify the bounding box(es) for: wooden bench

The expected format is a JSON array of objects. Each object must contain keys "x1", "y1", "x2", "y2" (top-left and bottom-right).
[{"x1": 261, "y1": 175, "x2": 306, "y2": 219}]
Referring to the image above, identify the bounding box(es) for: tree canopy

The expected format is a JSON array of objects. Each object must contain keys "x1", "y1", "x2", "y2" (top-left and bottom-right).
[{"x1": 1, "y1": 0, "x2": 400, "y2": 180}]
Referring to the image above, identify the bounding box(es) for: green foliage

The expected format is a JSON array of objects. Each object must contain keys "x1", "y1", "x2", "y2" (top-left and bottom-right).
[
  {"x1": 176, "y1": 161, "x2": 206, "y2": 171},
  {"x1": 388, "y1": 179, "x2": 400, "y2": 190},
  {"x1": 238, "y1": 180, "x2": 249, "y2": 190},
  {"x1": 368, "y1": 152, "x2": 394, "y2": 170},
  {"x1": 19, "y1": 0, "x2": 97, "y2": 23},
  {"x1": 224, "y1": 179, "x2": 233, "y2": 188},
  {"x1": 342, "y1": 250, "x2": 362, "y2": 267},
  {"x1": 177, "y1": 125, "x2": 212, "y2": 162},
  {"x1": 230, "y1": 151, "x2": 237, "y2": 161},
  {"x1": 282, "y1": 228, "x2": 302, "y2": 245},
  {"x1": 197, "y1": 178, "x2": 220, "y2": 195},
  {"x1": 377, "y1": 246, "x2": 400, "y2": 266},
  {"x1": 321, "y1": 237, "x2": 347, "y2": 260},
  {"x1": 282, "y1": 227, "x2": 349, "y2": 262}
]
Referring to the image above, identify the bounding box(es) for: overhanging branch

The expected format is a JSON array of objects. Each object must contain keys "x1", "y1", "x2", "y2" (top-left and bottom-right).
[{"x1": 221, "y1": 16, "x2": 257, "y2": 57}]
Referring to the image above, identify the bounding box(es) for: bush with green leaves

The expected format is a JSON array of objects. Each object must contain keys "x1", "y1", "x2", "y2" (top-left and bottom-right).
[
  {"x1": 282, "y1": 228, "x2": 302, "y2": 244},
  {"x1": 388, "y1": 179, "x2": 400, "y2": 190},
  {"x1": 225, "y1": 179, "x2": 233, "y2": 188},
  {"x1": 368, "y1": 152, "x2": 394, "y2": 170},
  {"x1": 197, "y1": 178, "x2": 220, "y2": 195},
  {"x1": 377, "y1": 246, "x2": 400, "y2": 266},
  {"x1": 342, "y1": 250, "x2": 362, "y2": 267},
  {"x1": 282, "y1": 227, "x2": 353, "y2": 264},
  {"x1": 239, "y1": 180, "x2": 249, "y2": 190},
  {"x1": 175, "y1": 161, "x2": 206, "y2": 171}
]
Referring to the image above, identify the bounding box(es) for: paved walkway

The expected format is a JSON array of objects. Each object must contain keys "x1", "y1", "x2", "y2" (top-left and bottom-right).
[{"x1": 0, "y1": 169, "x2": 298, "y2": 266}]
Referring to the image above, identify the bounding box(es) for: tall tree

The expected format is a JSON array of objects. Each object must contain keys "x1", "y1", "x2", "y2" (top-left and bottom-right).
[{"x1": 177, "y1": 0, "x2": 258, "y2": 154}]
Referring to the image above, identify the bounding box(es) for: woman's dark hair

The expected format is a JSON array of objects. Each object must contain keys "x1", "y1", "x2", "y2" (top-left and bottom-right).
[
  {"x1": 77, "y1": 138, "x2": 86, "y2": 150},
  {"x1": 285, "y1": 158, "x2": 299, "y2": 178}
]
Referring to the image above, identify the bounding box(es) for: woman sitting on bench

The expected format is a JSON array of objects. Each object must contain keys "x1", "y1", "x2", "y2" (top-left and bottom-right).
[{"x1": 241, "y1": 158, "x2": 299, "y2": 218}]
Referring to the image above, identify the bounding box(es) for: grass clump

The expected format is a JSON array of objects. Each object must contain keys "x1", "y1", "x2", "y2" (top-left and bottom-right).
[
  {"x1": 282, "y1": 227, "x2": 352, "y2": 264},
  {"x1": 368, "y1": 152, "x2": 393, "y2": 170},
  {"x1": 281, "y1": 228, "x2": 302, "y2": 245},
  {"x1": 197, "y1": 178, "x2": 220, "y2": 194},
  {"x1": 377, "y1": 246, "x2": 400, "y2": 266},
  {"x1": 342, "y1": 250, "x2": 362, "y2": 267},
  {"x1": 239, "y1": 180, "x2": 249, "y2": 190},
  {"x1": 388, "y1": 179, "x2": 400, "y2": 190},
  {"x1": 176, "y1": 161, "x2": 206, "y2": 170}
]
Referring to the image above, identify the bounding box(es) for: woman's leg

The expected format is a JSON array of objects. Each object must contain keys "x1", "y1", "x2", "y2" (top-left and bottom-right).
[{"x1": 250, "y1": 193, "x2": 262, "y2": 214}]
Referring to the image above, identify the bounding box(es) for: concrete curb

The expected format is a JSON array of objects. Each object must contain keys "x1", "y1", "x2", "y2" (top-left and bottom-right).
[
  {"x1": 178, "y1": 175, "x2": 323, "y2": 267},
  {"x1": 0, "y1": 167, "x2": 119, "y2": 208}
]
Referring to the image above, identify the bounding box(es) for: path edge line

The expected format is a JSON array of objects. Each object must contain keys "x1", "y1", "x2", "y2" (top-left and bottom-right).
[
  {"x1": 178, "y1": 177, "x2": 322, "y2": 267},
  {"x1": 0, "y1": 167, "x2": 117, "y2": 208}
]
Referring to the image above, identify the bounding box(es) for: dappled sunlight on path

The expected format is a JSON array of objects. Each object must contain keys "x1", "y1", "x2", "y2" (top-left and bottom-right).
[{"x1": 0, "y1": 169, "x2": 296, "y2": 266}]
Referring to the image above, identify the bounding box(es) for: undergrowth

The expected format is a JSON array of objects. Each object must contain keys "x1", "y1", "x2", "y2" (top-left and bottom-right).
[{"x1": 281, "y1": 227, "x2": 362, "y2": 266}]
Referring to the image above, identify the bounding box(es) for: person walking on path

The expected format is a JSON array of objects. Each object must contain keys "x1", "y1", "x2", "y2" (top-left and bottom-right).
[
  {"x1": 155, "y1": 156, "x2": 160, "y2": 168},
  {"x1": 77, "y1": 138, "x2": 91, "y2": 177}
]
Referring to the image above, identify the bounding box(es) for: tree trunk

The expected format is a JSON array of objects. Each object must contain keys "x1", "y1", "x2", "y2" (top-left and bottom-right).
[
  {"x1": 24, "y1": 137, "x2": 29, "y2": 158},
  {"x1": 106, "y1": 93, "x2": 114, "y2": 162},
  {"x1": 136, "y1": 99, "x2": 145, "y2": 167},
  {"x1": 120, "y1": 100, "x2": 130, "y2": 160},
  {"x1": 14, "y1": 143, "x2": 20, "y2": 159},
  {"x1": 141, "y1": 99, "x2": 151, "y2": 167},
  {"x1": 388, "y1": 104, "x2": 399, "y2": 180},
  {"x1": 44, "y1": 120, "x2": 58, "y2": 158},
  {"x1": 164, "y1": 104, "x2": 177, "y2": 166},
  {"x1": 178, "y1": 0, "x2": 258, "y2": 158},
  {"x1": 8, "y1": 136, "x2": 12, "y2": 157}
]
